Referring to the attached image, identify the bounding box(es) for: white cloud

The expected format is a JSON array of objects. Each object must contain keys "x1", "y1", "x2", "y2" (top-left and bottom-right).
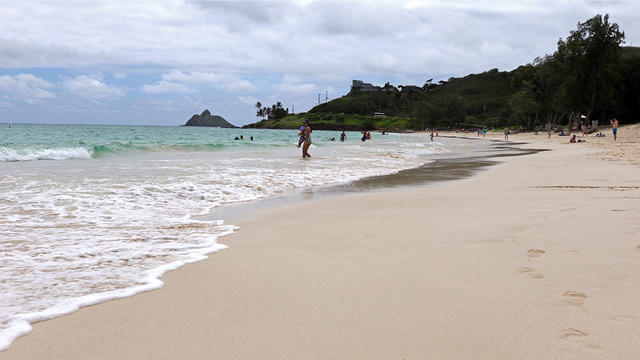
[
  {"x1": 140, "y1": 80, "x2": 194, "y2": 94},
  {"x1": 225, "y1": 79, "x2": 257, "y2": 92},
  {"x1": 272, "y1": 74, "x2": 318, "y2": 94},
  {"x1": 61, "y1": 74, "x2": 125, "y2": 100},
  {"x1": 0, "y1": 74, "x2": 55, "y2": 102},
  {"x1": 283, "y1": 74, "x2": 303, "y2": 84},
  {"x1": 144, "y1": 70, "x2": 257, "y2": 93},
  {"x1": 273, "y1": 82, "x2": 317, "y2": 95},
  {"x1": 113, "y1": 72, "x2": 127, "y2": 79},
  {"x1": 237, "y1": 96, "x2": 259, "y2": 106},
  {"x1": 162, "y1": 70, "x2": 226, "y2": 84}
]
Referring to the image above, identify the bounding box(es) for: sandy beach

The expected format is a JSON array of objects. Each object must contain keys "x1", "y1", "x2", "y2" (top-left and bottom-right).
[{"x1": 2, "y1": 126, "x2": 639, "y2": 359}]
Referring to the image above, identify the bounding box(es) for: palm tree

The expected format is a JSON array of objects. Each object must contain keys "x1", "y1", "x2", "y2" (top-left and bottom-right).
[{"x1": 255, "y1": 101, "x2": 262, "y2": 122}]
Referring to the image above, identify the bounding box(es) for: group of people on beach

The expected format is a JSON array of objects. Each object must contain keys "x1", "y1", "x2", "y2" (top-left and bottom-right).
[
  {"x1": 502, "y1": 116, "x2": 621, "y2": 143},
  {"x1": 566, "y1": 117, "x2": 619, "y2": 143},
  {"x1": 295, "y1": 119, "x2": 379, "y2": 158},
  {"x1": 293, "y1": 116, "x2": 622, "y2": 158}
]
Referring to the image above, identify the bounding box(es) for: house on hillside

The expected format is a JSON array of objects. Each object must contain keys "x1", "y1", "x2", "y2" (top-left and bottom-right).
[{"x1": 351, "y1": 80, "x2": 381, "y2": 92}]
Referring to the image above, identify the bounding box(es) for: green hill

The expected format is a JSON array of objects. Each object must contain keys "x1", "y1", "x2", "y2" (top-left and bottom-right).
[
  {"x1": 244, "y1": 42, "x2": 640, "y2": 131},
  {"x1": 245, "y1": 69, "x2": 519, "y2": 131}
]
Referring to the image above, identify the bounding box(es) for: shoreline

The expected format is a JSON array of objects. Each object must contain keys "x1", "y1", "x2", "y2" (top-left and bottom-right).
[
  {"x1": 2, "y1": 129, "x2": 640, "y2": 359},
  {"x1": 204, "y1": 139, "x2": 536, "y2": 224},
  {"x1": 0, "y1": 135, "x2": 509, "y2": 352}
]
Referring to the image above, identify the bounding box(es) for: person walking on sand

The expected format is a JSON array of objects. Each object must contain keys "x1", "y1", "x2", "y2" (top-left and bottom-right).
[
  {"x1": 301, "y1": 119, "x2": 312, "y2": 158},
  {"x1": 610, "y1": 117, "x2": 618, "y2": 141},
  {"x1": 504, "y1": 127, "x2": 509, "y2": 141}
]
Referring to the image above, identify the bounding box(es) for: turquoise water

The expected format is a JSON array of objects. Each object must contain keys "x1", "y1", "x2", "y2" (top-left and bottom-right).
[
  {"x1": 0, "y1": 123, "x2": 370, "y2": 161},
  {"x1": 0, "y1": 123, "x2": 450, "y2": 351},
  {"x1": 0, "y1": 124, "x2": 282, "y2": 161}
]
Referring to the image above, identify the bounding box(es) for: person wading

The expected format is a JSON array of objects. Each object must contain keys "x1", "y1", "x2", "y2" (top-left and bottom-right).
[{"x1": 301, "y1": 119, "x2": 312, "y2": 158}]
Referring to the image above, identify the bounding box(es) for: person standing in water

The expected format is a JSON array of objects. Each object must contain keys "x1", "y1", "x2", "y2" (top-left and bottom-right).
[
  {"x1": 610, "y1": 117, "x2": 619, "y2": 141},
  {"x1": 340, "y1": 131, "x2": 346, "y2": 142},
  {"x1": 301, "y1": 119, "x2": 312, "y2": 158}
]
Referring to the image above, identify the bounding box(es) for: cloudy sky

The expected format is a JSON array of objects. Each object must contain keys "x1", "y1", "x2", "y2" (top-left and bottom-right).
[{"x1": 1, "y1": 0, "x2": 638, "y2": 126}]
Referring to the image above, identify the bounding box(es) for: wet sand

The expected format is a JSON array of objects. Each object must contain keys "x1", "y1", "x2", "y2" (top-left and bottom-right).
[{"x1": 2, "y1": 127, "x2": 640, "y2": 359}]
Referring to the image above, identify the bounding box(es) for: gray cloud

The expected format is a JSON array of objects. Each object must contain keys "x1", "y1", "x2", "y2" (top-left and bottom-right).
[
  {"x1": 1, "y1": 0, "x2": 640, "y2": 124},
  {"x1": 2, "y1": 1, "x2": 638, "y2": 76}
]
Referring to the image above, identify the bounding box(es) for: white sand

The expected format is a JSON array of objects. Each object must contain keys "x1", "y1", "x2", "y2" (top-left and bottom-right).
[{"x1": 2, "y1": 126, "x2": 639, "y2": 359}]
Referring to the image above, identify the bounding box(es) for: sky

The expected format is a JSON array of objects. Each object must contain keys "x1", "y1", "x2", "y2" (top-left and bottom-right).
[{"x1": 0, "y1": 0, "x2": 639, "y2": 126}]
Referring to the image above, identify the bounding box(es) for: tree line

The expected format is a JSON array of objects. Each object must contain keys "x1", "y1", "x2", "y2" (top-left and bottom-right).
[
  {"x1": 509, "y1": 14, "x2": 636, "y2": 130},
  {"x1": 255, "y1": 101, "x2": 289, "y2": 121},
  {"x1": 308, "y1": 14, "x2": 639, "y2": 131}
]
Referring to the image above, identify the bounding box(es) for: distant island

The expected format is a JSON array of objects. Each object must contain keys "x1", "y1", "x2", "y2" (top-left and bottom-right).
[{"x1": 184, "y1": 110, "x2": 237, "y2": 128}]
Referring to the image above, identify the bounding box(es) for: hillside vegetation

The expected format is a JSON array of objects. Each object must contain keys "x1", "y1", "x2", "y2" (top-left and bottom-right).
[{"x1": 245, "y1": 15, "x2": 640, "y2": 131}]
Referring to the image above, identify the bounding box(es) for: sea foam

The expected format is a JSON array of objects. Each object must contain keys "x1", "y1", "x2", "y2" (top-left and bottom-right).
[
  {"x1": 0, "y1": 129, "x2": 451, "y2": 352},
  {"x1": 0, "y1": 147, "x2": 93, "y2": 162},
  {"x1": 0, "y1": 229, "x2": 232, "y2": 352}
]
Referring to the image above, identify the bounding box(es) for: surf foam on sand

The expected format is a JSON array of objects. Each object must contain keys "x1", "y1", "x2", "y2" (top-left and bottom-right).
[{"x1": 0, "y1": 127, "x2": 453, "y2": 351}]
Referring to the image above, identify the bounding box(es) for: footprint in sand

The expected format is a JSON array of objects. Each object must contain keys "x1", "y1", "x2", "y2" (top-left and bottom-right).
[
  {"x1": 561, "y1": 328, "x2": 588, "y2": 339},
  {"x1": 560, "y1": 328, "x2": 602, "y2": 350},
  {"x1": 519, "y1": 267, "x2": 545, "y2": 279},
  {"x1": 527, "y1": 248, "x2": 546, "y2": 258},
  {"x1": 563, "y1": 291, "x2": 588, "y2": 306}
]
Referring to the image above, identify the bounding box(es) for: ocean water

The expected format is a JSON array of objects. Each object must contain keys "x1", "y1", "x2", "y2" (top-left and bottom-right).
[{"x1": 0, "y1": 123, "x2": 450, "y2": 350}]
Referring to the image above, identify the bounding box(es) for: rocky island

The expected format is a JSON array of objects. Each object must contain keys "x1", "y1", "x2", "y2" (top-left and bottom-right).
[{"x1": 184, "y1": 110, "x2": 237, "y2": 128}]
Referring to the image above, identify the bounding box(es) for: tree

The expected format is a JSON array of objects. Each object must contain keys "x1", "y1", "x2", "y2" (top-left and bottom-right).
[
  {"x1": 255, "y1": 101, "x2": 263, "y2": 121},
  {"x1": 439, "y1": 97, "x2": 465, "y2": 126},
  {"x1": 555, "y1": 14, "x2": 625, "y2": 121}
]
